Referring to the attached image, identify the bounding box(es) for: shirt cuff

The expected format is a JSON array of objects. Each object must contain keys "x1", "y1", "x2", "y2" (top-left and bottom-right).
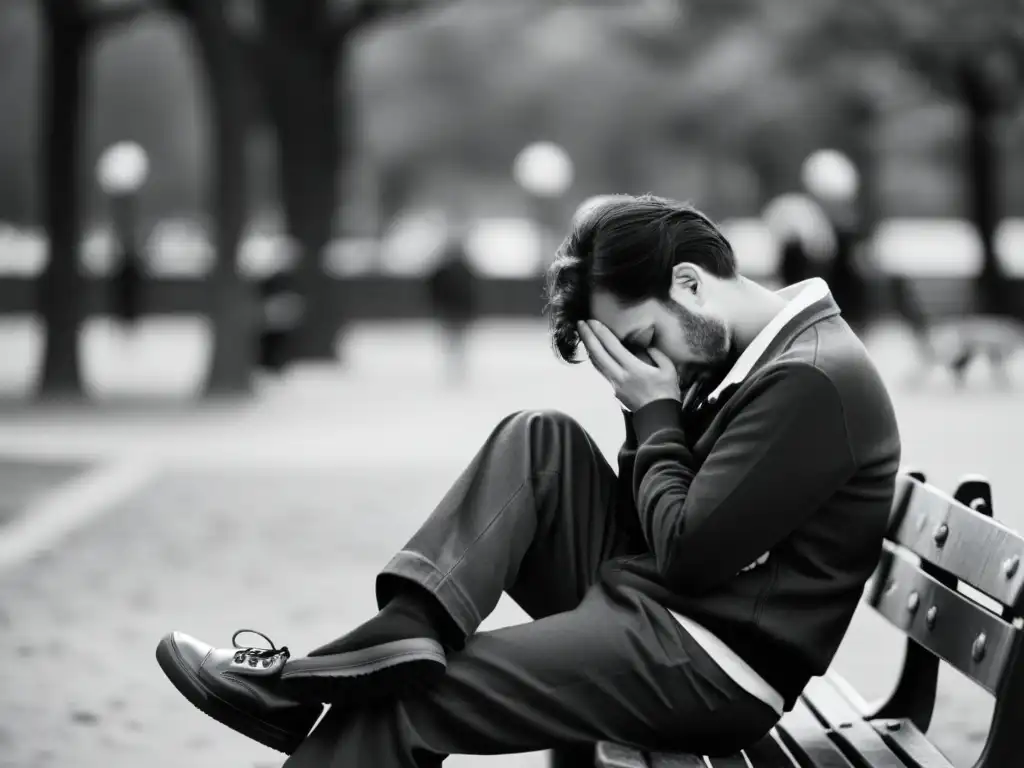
[{"x1": 632, "y1": 398, "x2": 684, "y2": 444}]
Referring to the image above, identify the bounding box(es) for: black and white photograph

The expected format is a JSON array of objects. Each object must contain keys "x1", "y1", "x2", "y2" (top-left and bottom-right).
[{"x1": 1, "y1": 1, "x2": 1024, "y2": 767}]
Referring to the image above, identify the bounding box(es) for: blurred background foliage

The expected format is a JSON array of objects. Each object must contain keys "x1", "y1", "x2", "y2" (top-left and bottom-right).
[
  {"x1": 1, "y1": 0, "x2": 1022, "y2": 232},
  {"x1": 3, "y1": 0, "x2": 1024, "y2": 397}
]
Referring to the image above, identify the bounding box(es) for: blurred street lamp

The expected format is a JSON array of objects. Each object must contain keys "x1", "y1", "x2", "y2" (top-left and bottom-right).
[
  {"x1": 96, "y1": 140, "x2": 149, "y2": 266},
  {"x1": 800, "y1": 149, "x2": 859, "y2": 204},
  {"x1": 513, "y1": 141, "x2": 575, "y2": 200},
  {"x1": 800, "y1": 148, "x2": 871, "y2": 333},
  {"x1": 96, "y1": 141, "x2": 150, "y2": 336},
  {"x1": 513, "y1": 142, "x2": 574, "y2": 268},
  {"x1": 97, "y1": 141, "x2": 150, "y2": 198}
]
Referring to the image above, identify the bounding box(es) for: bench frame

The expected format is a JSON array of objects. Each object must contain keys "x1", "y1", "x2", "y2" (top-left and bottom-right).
[{"x1": 574, "y1": 471, "x2": 1024, "y2": 768}]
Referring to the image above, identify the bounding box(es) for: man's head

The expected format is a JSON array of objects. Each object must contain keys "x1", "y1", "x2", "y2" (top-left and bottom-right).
[{"x1": 544, "y1": 194, "x2": 739, "y2": 376}]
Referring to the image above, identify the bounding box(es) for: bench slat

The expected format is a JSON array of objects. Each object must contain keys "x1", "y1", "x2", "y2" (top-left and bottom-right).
[
  {"x1": 742, "y1": 733, "x2": 801, "y2": 767},
  {"x1": 869, "y1": 545, "x2": 1017, "y2": 694},
  {"x1": 802, "y1": 678, "x2": 910, "y2": 767},
  {"x1": 869, "y1": 720, "x2": 954, "y2": 768},
  {"x1": 594, "y1": 742, "x2": 649, "y2": 768},
  {"x1": 890, "y1": 475, "x2": 1024, "y2": 609},
  {"x1": 648, "y1": 751, "x2": 706, "y2": 767},
  {"x1": 696, "y1": 753, "x2": 745, "y2": 765},
  {"x1": 777, "y1": 700, "x2": 857, "y2": 768}
]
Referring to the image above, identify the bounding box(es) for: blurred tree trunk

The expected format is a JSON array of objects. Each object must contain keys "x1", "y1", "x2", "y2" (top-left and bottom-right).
[
  {"x1": 843, "y1": 93, "x2": 880, "y2": 234},
  {"x1": 171, "y1": 0, "x2": 255, "y2": 394},
  {"x1": 252, "y1": 0, "x2": 413, "y2": 362},
  {"x1": 252, "y1": 0, "x2": 343, "y2": 361},
  {"x1": 37, "y1": 1, "x2": 89, "y2": 399},
  {"x1": 961, "y1": 57, "x2": 1010, "y2": 317}
]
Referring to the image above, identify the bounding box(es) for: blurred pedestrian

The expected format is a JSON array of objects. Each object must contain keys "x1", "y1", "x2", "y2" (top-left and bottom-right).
[
  {"x1": 762, "y1": 193, "x2": 833, "y2": 288},
  {"x1": 778, "y1": 234, "x2": 817, "y2": 288},
  {"x1": 426, "y1": 225, "x2": 479, "y2": 385},
  {"x1": 257, "y1": 267, "x2": 305, "y2": 375},
  {"x1": 97, "y1": 142, "x2": 150, "y2": 354},
  {"x1": 798, "y1": 150, "x2": 871, "y2": 336},
  {"x1": 108, "y1": 193, "x2": 145, "y2": 350},
  {"x1": 823, "y1": 216, "x2": 870, "y2": 336}
]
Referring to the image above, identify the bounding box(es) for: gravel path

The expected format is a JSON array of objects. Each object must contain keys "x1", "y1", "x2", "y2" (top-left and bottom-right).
[{"x1": 1, "y1": 319, "x2": 1021, "y2": 767}]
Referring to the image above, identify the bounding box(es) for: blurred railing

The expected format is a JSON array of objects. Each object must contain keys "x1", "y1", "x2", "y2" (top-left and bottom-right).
[
  {"x1": 0, "y1": 216, "x2": 1020, "y2": 324},
  {"x1": 0, "y1": 273, "x2": 1020, "y2": 319}
]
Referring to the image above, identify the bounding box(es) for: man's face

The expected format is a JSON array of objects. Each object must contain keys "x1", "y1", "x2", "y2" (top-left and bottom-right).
[{"x1": 590, "y1": 272, "x2": 731, "y2": 383}]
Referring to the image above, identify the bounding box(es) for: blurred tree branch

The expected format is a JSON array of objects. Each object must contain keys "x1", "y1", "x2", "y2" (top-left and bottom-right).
[{"x1": 797, "y1": 0, "x2": 1024, "y2": 105}]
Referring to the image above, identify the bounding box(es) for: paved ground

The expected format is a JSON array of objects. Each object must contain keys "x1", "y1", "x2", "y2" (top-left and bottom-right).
[
  {"x1": 0, "y1": 319, "x2": 1022, "y2": 767},
  {"x1": 0, "y1": 458, "x2": 90, "y2": 528}
]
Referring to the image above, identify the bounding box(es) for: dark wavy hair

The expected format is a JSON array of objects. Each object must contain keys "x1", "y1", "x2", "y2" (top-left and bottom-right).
[{"x1": 543, "y1": 193, "x2": 738, "y2": 363}]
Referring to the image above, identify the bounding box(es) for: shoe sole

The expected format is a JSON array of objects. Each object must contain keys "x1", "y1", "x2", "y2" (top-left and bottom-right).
[
  {"x1": 155, "y1": 633, "x2": 317, "y2": 754},
  {"x1": 279, "y1": 637, "x2": 447, "y2": 703}
]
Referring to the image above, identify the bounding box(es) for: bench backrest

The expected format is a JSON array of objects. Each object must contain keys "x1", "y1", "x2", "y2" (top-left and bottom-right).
[
  {"x1": 871, "y1": 473, "x2": 1024, "y2": 693},
  {"x1": 868, "y1": 472, "x2": 1024, "y2": 767}
]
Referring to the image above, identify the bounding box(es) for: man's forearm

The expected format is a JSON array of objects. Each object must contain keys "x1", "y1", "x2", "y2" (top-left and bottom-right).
[{"x1": 631, "y1": 364, "x2": 856, "y2": 594}]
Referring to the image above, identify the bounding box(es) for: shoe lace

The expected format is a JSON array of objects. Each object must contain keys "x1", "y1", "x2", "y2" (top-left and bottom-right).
[{"x1": 231, "y1": 628, "x2": 290, "y2": 663}]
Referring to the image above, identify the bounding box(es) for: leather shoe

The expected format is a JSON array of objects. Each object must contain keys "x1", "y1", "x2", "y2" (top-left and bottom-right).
[{"x1": 156, "y1": 629, "x2": 322, "y2": 754}]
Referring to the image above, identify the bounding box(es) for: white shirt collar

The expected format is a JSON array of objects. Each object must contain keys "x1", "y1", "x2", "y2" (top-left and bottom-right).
[{"x1": 706, "y1": 278, "x2": 831, "y2": 403}]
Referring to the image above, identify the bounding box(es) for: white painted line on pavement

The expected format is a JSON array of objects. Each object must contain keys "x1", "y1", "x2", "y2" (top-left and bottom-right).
[{"x1": 0, "y1": 460, "x2": 157, "y2": 573}]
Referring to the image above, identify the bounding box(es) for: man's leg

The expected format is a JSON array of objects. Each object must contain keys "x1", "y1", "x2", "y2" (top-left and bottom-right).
[
  {"x1": 283, "y1": 583, "x2": 779, "y2": 767},
  {"x1": 378, "y1": 408, "x2": 643, "y2": 627},
  {"x1": 156, "y1": 408, "x2": 656, "y2": 753},
  {"x1": 282, "y1": 408, "x2": 644, "y2": 702}
]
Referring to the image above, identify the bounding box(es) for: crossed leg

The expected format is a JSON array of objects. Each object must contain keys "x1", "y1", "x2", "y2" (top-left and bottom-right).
[{"x1": 285, "y1": 410, "x2": 776, "y2": 766}]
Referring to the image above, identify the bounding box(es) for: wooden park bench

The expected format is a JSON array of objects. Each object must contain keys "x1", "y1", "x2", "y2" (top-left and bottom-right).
[{"x1": 589, "y1": 471, "x2": 1024, "y2": 768}]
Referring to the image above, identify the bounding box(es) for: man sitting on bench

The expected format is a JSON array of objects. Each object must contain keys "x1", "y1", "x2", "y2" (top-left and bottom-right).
[{"x1": 156, "y1": 194, "x2": 902, "y2": 765}]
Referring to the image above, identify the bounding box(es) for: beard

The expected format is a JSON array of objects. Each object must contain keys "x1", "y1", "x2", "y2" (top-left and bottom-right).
[
  {"x1": 667, "y1": 301, "x2": 733, "y2": 392},
  {"x1": 668, "y1": 301, "x2": 730, "y2": 364}
]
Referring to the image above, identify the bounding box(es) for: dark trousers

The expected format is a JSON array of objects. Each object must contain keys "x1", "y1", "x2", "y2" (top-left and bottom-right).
[{"x1": 284, "y1": 410, "x2": 778, "y2": 767}]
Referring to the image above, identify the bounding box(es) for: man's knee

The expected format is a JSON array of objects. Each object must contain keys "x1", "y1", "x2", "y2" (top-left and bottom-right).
[
  {"x1": 493, "y1": 410, "x2": 597, "y2": 461},
  {"x1": 499, "y1": 408, "x2": 586, "y2": 438}
]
